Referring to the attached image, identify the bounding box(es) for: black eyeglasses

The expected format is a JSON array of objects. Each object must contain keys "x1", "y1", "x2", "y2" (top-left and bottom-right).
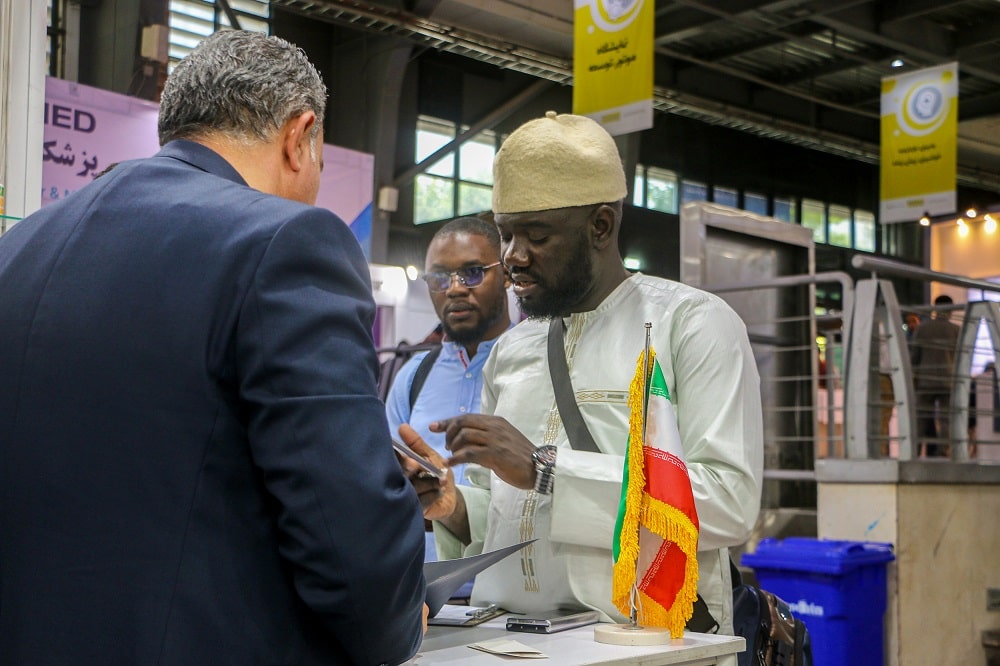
[{"x1": 421, "y1": 261, "x2": 502, "y2": 292}]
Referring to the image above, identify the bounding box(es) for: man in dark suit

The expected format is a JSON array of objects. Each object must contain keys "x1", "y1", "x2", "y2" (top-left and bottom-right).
[{"x1": 0, "y1": 30, "x2": 426, "y2": 665}]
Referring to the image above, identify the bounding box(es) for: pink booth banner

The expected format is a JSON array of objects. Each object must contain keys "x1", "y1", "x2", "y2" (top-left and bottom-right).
[{"x1": 42, "y1": 76, "x2": 374, "y2": 257}]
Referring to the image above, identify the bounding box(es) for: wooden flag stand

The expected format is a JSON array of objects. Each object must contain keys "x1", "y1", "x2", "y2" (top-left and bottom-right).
[{"x1": 594, "y1": 622, "x2": 671, "y2": 646}]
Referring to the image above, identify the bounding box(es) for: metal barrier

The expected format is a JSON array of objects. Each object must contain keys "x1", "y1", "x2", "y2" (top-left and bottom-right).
[
  {"x1": 703, "y1": 258, "x2": 1000, "y2": 519},
  {"x1": 851, "y1": 255, "x2": 1000, "y2": 464},
  {"x1": 705, "y1": 271, "x2": 854, "y2": 510}
]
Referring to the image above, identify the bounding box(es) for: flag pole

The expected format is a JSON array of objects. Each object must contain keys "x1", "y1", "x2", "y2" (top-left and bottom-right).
[{"x1": 628, "y1": 322, "x2": 654, "y2": 629}]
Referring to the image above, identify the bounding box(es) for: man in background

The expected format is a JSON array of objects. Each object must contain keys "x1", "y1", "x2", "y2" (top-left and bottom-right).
[
  {"x1": 387, "y1": 216, "x2": 512, "y2": 492},
  {"x1": 404, "y1": 111, "x2": 763, "y2": 633},
  {"x1": 0, "y1": 30, "x2": 425, "y2": 665},
  {"x1": 904, "y1": 311, "x2": 921, "y2": 342},
  {"x1": 911, "y1": 294, "x2": 961, "y2": 457}
]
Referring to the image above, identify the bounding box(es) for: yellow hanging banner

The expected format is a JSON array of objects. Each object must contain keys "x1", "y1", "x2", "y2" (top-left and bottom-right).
[
  {"x1": 573, "y1": 0, "x2": 653, "y2": 136},
  {"x1": 880, "y1": 62, "x2": 958, "y2": 223}
]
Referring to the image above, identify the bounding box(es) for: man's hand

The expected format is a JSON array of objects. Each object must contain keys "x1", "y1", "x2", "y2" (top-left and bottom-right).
[
  {"x1": 422, "y1": 603, "x2": 429, "y2": 635},
  {"x1": 430, "y1": 414, "x2": 536, "y2": 490},
  {"x1": 397, "y1": 424, "x2": 457, "y2": 521}
]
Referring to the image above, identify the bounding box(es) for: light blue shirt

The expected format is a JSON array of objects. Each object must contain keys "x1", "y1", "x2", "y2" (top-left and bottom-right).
[{"x1": 385, "y1": 334, "x2": 508, "y2": 486}]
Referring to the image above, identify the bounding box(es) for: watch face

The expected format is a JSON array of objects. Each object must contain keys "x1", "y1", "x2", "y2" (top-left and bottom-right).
[{"x1": 533, "y1": 445, "x2": 557, "y2": 467}]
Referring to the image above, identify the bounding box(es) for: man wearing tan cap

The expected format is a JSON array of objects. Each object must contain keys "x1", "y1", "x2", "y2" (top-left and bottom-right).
[{"x1": 400, "y1": 111, "x2": 763, "y2": 633}]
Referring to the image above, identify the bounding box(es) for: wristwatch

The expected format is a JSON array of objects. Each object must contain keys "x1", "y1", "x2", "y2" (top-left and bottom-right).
[{"x1": 531, "y1": 445, "x2": 558, "y2": 495}]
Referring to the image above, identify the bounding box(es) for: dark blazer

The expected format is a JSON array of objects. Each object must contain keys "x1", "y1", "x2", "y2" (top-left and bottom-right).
[{"x1": 0, "y1": 141, "x2": 426, "y2": 665}]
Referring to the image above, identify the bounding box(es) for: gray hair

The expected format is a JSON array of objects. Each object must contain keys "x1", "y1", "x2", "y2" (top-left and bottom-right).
[{"x1": 158, "y1": 30, "x2": 327, "y2": 146}]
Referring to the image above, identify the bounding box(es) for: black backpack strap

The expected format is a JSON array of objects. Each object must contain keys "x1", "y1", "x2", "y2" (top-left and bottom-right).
[
  {"x1": 547, "y1": 318, "x2": 601, "y2": 453},
  {"x1": 408, "y1": 346, "x2": 442, "y2": 411}
]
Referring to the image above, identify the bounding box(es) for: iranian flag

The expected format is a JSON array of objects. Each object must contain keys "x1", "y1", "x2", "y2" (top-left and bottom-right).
[{"x1": 612, "y1": 348, "x2": 699, "y2": 638}]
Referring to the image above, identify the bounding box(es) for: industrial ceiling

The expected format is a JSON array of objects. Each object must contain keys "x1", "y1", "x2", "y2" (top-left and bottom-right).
[{"x1": 269, "y1": 0, "x2": 1000, "y2": 193}]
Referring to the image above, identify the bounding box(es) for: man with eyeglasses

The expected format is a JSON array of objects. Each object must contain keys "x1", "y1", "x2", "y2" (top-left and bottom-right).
[
  {"x1": 399, "y1": 112, "x2": 763, "y2": 635},
  {"x1": 386, "y1": 216, "x2": 513, "y2": 491}
]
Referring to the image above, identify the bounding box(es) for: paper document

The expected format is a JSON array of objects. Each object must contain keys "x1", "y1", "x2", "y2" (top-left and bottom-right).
[
  {"x1": 469, "y1": 638, "x2": 546, "y2": 658},
  {"x1": 424, "y1": 539, "x2": 535, "y2": 616}
]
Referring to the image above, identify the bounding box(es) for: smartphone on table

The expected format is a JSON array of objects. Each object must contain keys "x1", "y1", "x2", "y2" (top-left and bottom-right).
[{"x1": 506, "y1": 608, "x2": 600, "y2": 634}]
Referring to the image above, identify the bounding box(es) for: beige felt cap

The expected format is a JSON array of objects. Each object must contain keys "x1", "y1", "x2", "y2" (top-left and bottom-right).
[{"x1": 492, "y1": 111, "x2": 627, "y2": 214}]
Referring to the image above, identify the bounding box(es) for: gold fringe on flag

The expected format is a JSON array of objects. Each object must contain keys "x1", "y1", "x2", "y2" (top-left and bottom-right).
[{"x1": 612, "y1": 350, "x2": 700, "y2": 638}]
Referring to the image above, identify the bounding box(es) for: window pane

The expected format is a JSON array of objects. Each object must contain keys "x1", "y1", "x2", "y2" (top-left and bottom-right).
[
  {"x1": 416, "y1": 117, "x2": 455, "y2": 177},
  {"x1": 713, "y1": 186, "x2": 738, "y2": 208},
  {"x1": 774, "y1": 196, "x2": 797, "y2": 223},
  {"x1": 458, "y1": 132, "x2": 495, "y2": 185},
  {"x1": 855, "y1": 209, "x2": 876, "y2": 252},
  {"x1": 415, "y1": 174, "x2": 454, "y2": 225},
  {"x1": 169, "y1": 1, "x2": 270, "y2": 71},
  {"x1": 646, "y1": 167, "x2": 678, "y2": 213},
  {"x1": 744, "y1": 191, "x2": 768, "y2": 216},
  {"x1": 633, "y1": 167, "x2": 646, "y2": 207},
  {"x1": 828, "y1": 205, "x2": 851, "y2": 247},
  {"x1": 681, "y1": 179, "x2": 707, "y2": 205},
  {"x1": 458, "y1": 183, "x2": 492, "y2": 216},
  {"x1": 802, "y1": 198, "x2": 826, "y2": 243}
]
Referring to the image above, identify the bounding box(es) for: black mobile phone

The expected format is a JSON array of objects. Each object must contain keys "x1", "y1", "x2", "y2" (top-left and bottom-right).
[{"x1": 505, "y1": 609, "x2": 600, "y2": 634}]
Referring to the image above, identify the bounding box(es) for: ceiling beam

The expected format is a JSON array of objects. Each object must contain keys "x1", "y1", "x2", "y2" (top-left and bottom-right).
[
  {"x1": 656, "y1": 43, "x2": 879, "y2": 119},
  {"x1": 775, "y1": 46, "x2": 892, "y2": 86},
  {"x1": 880, "y1": 0, "x2": 968, "y2": 24},
  {"x1": 956, "y1": 17, "x2": 1000, "y2": 52},
  {"x1": 810, "y1": 7, "x2": 1000, "y2": 86},
  {"x1": 655, "y1": 0, "x2": 814, "y2": 45},
  {"x1": 959, "y1": 90, "x2": 1000, "y2": 122}
]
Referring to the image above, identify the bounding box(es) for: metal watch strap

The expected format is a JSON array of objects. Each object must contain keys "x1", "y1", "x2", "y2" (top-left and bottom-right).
[{"x1": 532, "y1": 445, "x2": 557, "y2": 495}]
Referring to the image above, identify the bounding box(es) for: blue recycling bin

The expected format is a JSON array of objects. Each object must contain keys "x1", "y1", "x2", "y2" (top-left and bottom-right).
[{"x1": 741, "y1": 537, "x2": 895, "y2": 666}]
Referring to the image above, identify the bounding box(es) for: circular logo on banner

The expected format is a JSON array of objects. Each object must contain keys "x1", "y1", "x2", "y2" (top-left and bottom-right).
[
  {"x1": 897, "y1": 80, "x2": 948, "y2": 136},
  {"x1": 583, "y1": 0, "x2": 643, "y2": 32}
]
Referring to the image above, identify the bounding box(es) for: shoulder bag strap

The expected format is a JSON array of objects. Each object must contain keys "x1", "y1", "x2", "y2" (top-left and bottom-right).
[
  {"x1": 408, "y1": 345, "x2": 442, "y2": 410},
  {"x1": 547, "y1": 318, "x2": 600, "y2": 453}
]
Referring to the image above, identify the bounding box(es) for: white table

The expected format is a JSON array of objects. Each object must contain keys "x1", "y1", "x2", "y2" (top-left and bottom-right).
[{"x1": 407, "y1": 617, "x2": 745, "y2": 665}]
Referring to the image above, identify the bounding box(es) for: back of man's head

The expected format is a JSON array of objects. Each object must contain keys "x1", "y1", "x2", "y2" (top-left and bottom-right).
[
  {"x1": 934, "y1": 294, "x2": 954, "y2": 306},
  {"x1": 158, "y1": 30, "x2": 327, "y2": 147}
]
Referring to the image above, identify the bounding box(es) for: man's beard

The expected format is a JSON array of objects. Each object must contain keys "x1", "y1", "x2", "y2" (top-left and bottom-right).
[
  {"x1": 517, "y1": 242, "x2": 594, "y2": 319},
  {"x1": 442, "y1": 295, "x2": 506, "y2": 346}
]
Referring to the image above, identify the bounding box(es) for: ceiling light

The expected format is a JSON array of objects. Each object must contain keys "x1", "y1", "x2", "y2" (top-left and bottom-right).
[
  {"x1": 966, "y1": 207, "x2": 978, "y2": 218},
  {"x1": 985, "y1": 214, "x2": 997, "y2": 234},
  {"x1": 891, "y1": 58, "x2": 904, "y2": 68},
  {"x1": 405, "y1": 265, "x2": 420, "y2": 280},
  {"x1": 957, "y1": 218, "x2": 969, "y2": 237},
  {"x1": 919, "y1": 213, "x2": 931, "y2": 226},
  {"x1": 623, "y1": 257, "x2": 642, "y2": 270}
]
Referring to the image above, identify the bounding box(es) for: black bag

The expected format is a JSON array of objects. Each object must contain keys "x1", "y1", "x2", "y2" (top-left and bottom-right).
[
  {"x1": 376, "y1": 342, "x2": 440, "y2": 403},
  {"x1": 731, "y1": 564, "x2": 813, "y2": 666}
]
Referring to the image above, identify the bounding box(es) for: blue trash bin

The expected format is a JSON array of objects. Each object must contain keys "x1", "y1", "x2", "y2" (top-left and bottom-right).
[{"x1": 741, "y1": 537, "x2": 895, "y2": 666}]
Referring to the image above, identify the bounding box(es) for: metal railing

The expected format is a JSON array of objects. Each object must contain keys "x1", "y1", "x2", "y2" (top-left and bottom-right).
[
  {"x1": 851, "y1": 255, "x2": 1000, "y2": 463},
  {"x1": 702, "y1": 259, "x2": 1000, "y2": 520},
  {"x1": 705, "y1": 271, "x2": 854, "y2": 510}
]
